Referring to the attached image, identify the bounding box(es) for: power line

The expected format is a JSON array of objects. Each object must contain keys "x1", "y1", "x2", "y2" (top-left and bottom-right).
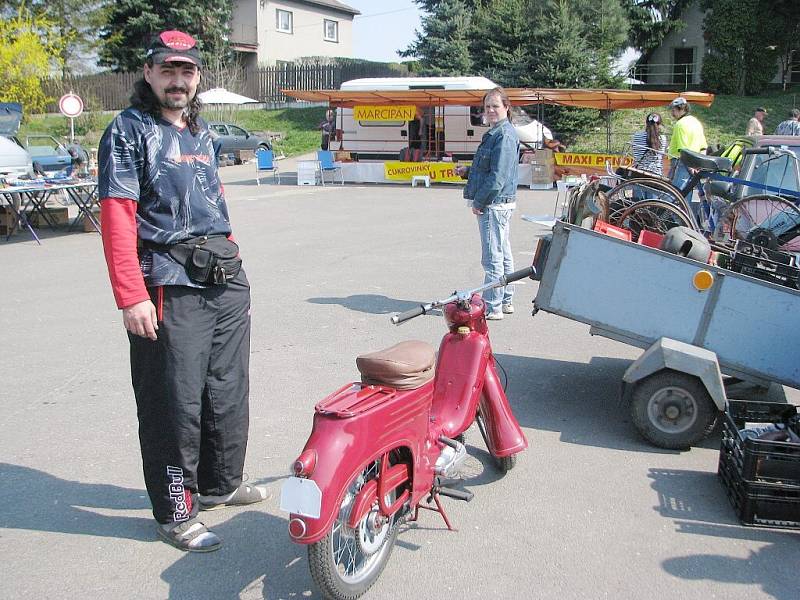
[{"x1": 354, "y1": 7, "x2": 418, "y2": 20}]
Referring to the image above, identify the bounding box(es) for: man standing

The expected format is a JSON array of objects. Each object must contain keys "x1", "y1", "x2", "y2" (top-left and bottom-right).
[
  {"x1": 98, "y1": 30, "x2": 266, "y2": 553},
  {"x1": 319, "y1": 109, "x2": 335, "y2": 150},
  {"x1": 667, "y1": 97, "x2": 707, "y2": 195},
  {"x1": 775, "y1": 109, "x2": 800, "y2": 136},
  {"x1": 745, "y1": 107, "x2": 767, "y2": 136}
]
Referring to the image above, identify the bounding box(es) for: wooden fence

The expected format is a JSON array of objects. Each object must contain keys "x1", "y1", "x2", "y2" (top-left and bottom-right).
[{"x1": 41, "y1": 63, "x2": 407, "y2": 113}]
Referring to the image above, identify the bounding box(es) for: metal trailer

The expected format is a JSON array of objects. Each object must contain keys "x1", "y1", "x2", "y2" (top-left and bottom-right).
[{"x1": 531, "y1": 221, "x2": 800, "y2": 449}]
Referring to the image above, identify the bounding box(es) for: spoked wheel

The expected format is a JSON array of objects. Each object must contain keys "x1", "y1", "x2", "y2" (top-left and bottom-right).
[
  {"x1": 629, "y1": 370, "x2": 718, "y2": 450},
  {"x1": 309, "y1": 459, "x2": 402, "y2": 600},
  {"x1": 617, "y1": 199, "x2": 694, "y2": 240},
  {"x1": 721, "y1": 194, "x2": 800, "y2": 252},
  {"x1": 604, "y1": 178, "x2": 691, "y2": 227},
  {"x1": 476, "y1": 411, "x2": 517, "y2": 472}
]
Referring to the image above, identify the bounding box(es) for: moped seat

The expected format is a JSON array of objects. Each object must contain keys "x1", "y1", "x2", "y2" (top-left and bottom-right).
[{"x1": 356, "y1": 340, "x2": 436, "y2": 390}]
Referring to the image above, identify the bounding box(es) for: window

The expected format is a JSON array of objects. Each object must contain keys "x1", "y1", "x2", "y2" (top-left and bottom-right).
[
  {"x1": 210, "y1": 124, "x2": 227, "y2": 135},
  {"x1": 276, "y1": 9, "x2": 292, "y2": 33},
  {"x1": 470, "y1": 106, "x2": 486, "y2": 127},
  {"x1": 228, "y1": 125, "x2": 248, "y2": 137},
  {"x1": 324, "y1": 19, "x2": 338, "y2": 42}
]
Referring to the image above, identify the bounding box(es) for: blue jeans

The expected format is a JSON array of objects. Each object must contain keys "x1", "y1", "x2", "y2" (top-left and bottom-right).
[
  {"x1": 478, "y1": 207, "x2": 514, "y2": 314},
  {"x1": 669, "y1": 158, "x2": 692, "y2": 198}
]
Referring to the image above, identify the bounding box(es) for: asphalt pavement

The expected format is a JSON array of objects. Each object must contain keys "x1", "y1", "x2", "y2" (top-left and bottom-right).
[{"x1": 1, "y1": 161, "x2": 798, "y2": 600}]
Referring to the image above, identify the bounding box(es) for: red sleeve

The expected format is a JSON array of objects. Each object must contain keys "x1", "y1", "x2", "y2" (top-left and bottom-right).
[{"x1": 100, "y1": 198, "x2": 149, "y2": 309}]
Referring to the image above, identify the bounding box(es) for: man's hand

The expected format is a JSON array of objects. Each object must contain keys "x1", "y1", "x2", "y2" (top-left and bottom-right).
[
  {"x1": 471, "y1": 206, "x2": 483, "y2": 215},
  {"x1": 123, "y1": 300, "x2": 159, "y2": 340}
]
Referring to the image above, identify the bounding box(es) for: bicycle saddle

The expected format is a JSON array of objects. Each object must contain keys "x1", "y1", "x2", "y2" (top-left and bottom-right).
[
  {"x1": 356, "y1": 340, "x2": 436, "y2": 390},
  {"x1": 680, "y1": 149, "x2": 732, "y2": 173}
]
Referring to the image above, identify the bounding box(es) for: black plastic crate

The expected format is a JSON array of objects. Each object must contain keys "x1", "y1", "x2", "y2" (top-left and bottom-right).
[
  {"x1": 718, "y1": 447, "x2": 800, "y2": 528},
  {"x1": 718, "y1": 400, "x2": 800, "y2": 528},
  {"x1": 728, "y1": 241, "x2": 800, "y2": 289},
  {"x1": 721, "y1": 400, "x2": 800, "y2": 484}
]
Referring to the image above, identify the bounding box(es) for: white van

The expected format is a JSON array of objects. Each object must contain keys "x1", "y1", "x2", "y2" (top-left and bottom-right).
[
  {"x1": 337, "y1": 77, "x2": 551, "y2": 161},
  {"x1": 0, "y1": 103, "x2": 34, "y2": 179}
]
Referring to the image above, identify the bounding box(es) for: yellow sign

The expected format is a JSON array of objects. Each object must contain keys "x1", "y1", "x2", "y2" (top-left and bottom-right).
[
  {"x1": 384, "y1": 161, "x2": 464, "y2": 183},
  {"x1": 354, "y1": 105, "x2": 416, "y2": 121},
  {"x1": 553, "y1": 152, "x2": 632, "y2": 168}
]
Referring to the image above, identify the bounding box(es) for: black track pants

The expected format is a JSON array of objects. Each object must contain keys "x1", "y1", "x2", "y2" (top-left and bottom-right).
[{"x1": 128, "y1": 269, "x2": 251, "y2": 524}]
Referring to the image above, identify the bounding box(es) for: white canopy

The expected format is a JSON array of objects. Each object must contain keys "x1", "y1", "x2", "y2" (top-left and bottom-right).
[{"x1": 198, "y1": 88, "x2": 259, "y2": 105}]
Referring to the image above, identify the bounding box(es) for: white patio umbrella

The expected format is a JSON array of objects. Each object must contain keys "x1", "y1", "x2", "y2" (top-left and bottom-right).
[{"x1": 198, "y1": 88, "x2": 259, "y2": 104}]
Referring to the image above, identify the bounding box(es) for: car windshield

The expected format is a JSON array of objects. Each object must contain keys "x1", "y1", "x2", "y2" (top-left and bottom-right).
[
  {"x1": 742, "y1": 146, "x2": 800, "y2": 197},
  {"x1": 28, "y1": 145, "x2": 67, "y2": 157}
]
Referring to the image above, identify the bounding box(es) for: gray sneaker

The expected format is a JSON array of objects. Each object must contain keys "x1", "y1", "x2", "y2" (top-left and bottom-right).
[
  {"x1": 502, "y1": 303, "x2": 515, "y2": 314},
  {"x1": 199, "y1": 483, "x2": 269, "y2": 511}
]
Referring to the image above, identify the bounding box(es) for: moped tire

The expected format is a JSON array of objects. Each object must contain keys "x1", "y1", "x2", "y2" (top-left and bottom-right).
[
  {"x1": 629, "y1": 370, "x2": 718, "y2": 450},
  {"x1": 308, "y1": 459, "x2": 401, "y2": 600},
  {"x1": 476, "y1": 412, "x2": 517, "y2": 472}
]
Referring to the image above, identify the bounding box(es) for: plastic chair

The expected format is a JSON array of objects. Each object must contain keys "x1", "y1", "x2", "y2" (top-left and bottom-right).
[
  {"x1": 317, "y1": 150, "x2": 344, "y2": 185},
  {"x1": 256, "y1": 149, "x2": 280, "y2": 185}
]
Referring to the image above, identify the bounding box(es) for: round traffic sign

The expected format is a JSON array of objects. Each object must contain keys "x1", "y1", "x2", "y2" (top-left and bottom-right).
[{"x1": 59, "y1": 93, "x2": 84, "y2": 118}]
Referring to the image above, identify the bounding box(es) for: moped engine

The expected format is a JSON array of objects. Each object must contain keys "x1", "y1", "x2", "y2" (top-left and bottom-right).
[{"x1": 434, "y1": 437, "x2": 468, "y2": 477}]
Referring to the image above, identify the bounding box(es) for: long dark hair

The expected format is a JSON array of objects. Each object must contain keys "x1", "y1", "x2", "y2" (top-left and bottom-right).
[
  {"x1": 645, "y1": 112, "x2": 662, "y2": 151},
  {"x1": 130, "y1": 64, "x2": 202, "y2": 135}
]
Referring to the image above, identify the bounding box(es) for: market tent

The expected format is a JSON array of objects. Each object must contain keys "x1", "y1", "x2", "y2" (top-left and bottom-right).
[
  {"x1": 198, "y1": 88, "x2": 259, "y2": 104},
  {"x1": 281, "y1": 87, "x2": 714, "y2": 109}
]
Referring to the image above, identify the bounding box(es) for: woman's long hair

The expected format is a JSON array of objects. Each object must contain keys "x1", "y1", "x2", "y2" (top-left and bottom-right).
[
  {"x1": 645, "y1": 112, "x2": 662, "y2": 151},
  {"x1": 130, "y1": 66, "x2": 202, "y2": 135}
]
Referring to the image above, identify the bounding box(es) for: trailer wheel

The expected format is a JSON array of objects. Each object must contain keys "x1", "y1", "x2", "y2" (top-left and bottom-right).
[{"x1": 630, "y1": 370, "x2": 718, "y2": 450}]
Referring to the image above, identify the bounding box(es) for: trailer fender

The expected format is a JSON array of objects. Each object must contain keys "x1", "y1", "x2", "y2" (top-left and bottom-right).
[{"x1": 622, "y1": 337, "x2": 726, "y2": 410}]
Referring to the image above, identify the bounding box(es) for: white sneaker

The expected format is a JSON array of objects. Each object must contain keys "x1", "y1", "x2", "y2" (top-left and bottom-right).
[
  {"x1": 502, "y1": 303, "x2": 515, "y2": 314},
  {"x1": 485, "y1": 311, "x2": 504, "y2": 321}
]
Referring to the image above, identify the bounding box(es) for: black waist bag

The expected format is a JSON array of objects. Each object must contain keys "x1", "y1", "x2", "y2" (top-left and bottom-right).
[{"x1": 167, "y1": 235, "x2": 242, "y2": 285}]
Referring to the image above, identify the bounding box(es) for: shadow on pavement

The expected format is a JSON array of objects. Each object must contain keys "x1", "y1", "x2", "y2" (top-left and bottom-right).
[
  {"x1": 160, "y1": 510, "x2": 318, "y2": 599},
  {"x1": 308, "y1": 293, "x2": 436, "y2": 316},
  {"x1": 0, "y1": 462, "x2": 153, "y2": 541},
  {"x1": 649, "y1": 468, "x2": 800, "y2": 600}
]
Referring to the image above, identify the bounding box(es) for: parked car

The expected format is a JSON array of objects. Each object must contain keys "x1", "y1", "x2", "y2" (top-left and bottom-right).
[
  {"x1": 208, "y1": 122, "x2": 271, "y2": 162},
  {"x1": 25, "y1": 134, "x2": 73, "y2": 173},
  {"x1": 735, "y1": 135, "x2": 800, "y2": 200},
  {"x1": 0, "y1": 102, "x2": 33, "y2": 179}
]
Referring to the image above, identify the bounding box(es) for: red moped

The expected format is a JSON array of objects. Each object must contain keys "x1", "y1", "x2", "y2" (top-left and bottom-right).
[{"x1": 280, "y1": 267, "x2": 534, "y2": 600}]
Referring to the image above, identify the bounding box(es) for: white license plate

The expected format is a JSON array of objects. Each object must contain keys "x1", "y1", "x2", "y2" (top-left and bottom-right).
[{"x1": 280, "y1": 477, "x2": 322, "y2": 519}]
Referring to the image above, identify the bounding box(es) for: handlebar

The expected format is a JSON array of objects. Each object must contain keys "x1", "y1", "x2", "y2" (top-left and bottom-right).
[
  {"x1": 390, "y1": 266, "x2": 536, "y2": 325},
  {"x1": 743, "y1": 146, "x2": 799, "y2": 160}
]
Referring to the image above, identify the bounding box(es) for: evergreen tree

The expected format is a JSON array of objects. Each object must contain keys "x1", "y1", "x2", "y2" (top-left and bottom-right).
[
  {"x1": 98, "y1": 0, "x2": 231, "y2": 73},
  {"x1": 400, "y1": 0, "x2": 473, "y2": 76},
  {"x1": 469, "y1": 0, "x2": 530, "y2": 86},
  {"x1": 621, "y1": 0, "x2": 692, "y2": 58}
]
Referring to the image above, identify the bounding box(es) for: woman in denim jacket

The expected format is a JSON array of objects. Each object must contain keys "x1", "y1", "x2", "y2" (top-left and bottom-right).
[{"x1": 456, "y1": 87, "x2": 520, "y2": 320}]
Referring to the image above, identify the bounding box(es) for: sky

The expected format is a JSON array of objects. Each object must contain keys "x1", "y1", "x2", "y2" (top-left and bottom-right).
[{"x1": 345, "y1": 0, "x2": 423, "y2": 63}]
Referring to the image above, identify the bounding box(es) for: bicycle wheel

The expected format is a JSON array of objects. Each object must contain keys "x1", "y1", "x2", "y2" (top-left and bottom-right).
[
  {"x1": 617, "y1": 199, "x2": 694, "y2": 241},
  {"x1": 605, "y1": 178, "x2": 691, "y2": 227},
  {"x1": 722, "y1": 194, "x2": 800, "y2": 252}
]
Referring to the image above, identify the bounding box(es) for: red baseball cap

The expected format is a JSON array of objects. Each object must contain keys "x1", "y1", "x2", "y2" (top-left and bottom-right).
[{"x1": 146, "y1": 30, "x2": 203, "y2": 67}]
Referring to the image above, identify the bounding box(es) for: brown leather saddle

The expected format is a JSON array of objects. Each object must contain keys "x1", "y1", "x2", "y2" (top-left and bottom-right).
[{"x1": 356, "y1": 340, "x2": 436, "y2": 390}]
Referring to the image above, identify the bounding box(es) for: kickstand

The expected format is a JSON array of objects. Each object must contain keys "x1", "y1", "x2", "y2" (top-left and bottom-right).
[{"x1": 413, "y1": 490, "x2": 457, "y2": 531}]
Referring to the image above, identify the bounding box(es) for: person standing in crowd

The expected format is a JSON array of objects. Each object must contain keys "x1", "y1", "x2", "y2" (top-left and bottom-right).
[
  {"x1": 745, "y1": 107, "x2": 767, "y2": 136},
  {"x1": 667, "y1": 97, "x2": 707, "y2": 195},
  {"x1": 630, "y1": 113, "x2": 667, "y2": 176},
  {"x1": 98, "y1": 30, "x2": 266, "y2": 553},
  {"x1": 775, "y1": 109, "x2": 800, "y2": 136},
  {"x1": 455, "y1": 87, "x2": 519, "y2": 321},
  {"x1": 319, "y1": 109, "x2": 336, "y2": 150}
]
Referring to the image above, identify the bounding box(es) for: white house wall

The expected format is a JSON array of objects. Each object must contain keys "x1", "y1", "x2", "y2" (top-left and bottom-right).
[{"x1": 257, "y1": 0, "x2": 355, "y2": 65}]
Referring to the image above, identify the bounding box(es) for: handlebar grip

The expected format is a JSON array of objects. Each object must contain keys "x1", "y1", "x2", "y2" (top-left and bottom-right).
[
  {"x1": 743, "y1": 147, "x2": 770, "y2": 155},
  {"x1": 500, "y1": 266, "x2": 536, "y2": 285},
  {"x1": 391, "y1": 305, "x2": 426, "y2": 325}
]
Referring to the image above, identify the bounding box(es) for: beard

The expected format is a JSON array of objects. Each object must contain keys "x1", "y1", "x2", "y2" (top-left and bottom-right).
[{"x1": 160, "y1": 86, "x2": 192, "y2": 109}]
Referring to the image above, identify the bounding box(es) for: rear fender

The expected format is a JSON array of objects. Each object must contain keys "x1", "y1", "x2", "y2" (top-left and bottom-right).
[
  {"x1": 347, "y1": 461, "x2": 411, "y2": 529},
  {"x1": 289, "y1": 439, "x2": 414, "y2": 544}
]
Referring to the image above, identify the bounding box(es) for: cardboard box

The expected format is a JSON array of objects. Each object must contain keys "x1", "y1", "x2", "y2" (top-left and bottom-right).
[
  {"x1": 235, "y1": 149, "x2": 255, "y2": 164},
  {"x1": 529, "y1": 149, "x2": 555, "y2": 166},
  {"x1": 82, "y1": 208, "x2": 101, "y2": 233},
  {"x1": 31, "y1": 206, "x2": 69, "y2": 228}
]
